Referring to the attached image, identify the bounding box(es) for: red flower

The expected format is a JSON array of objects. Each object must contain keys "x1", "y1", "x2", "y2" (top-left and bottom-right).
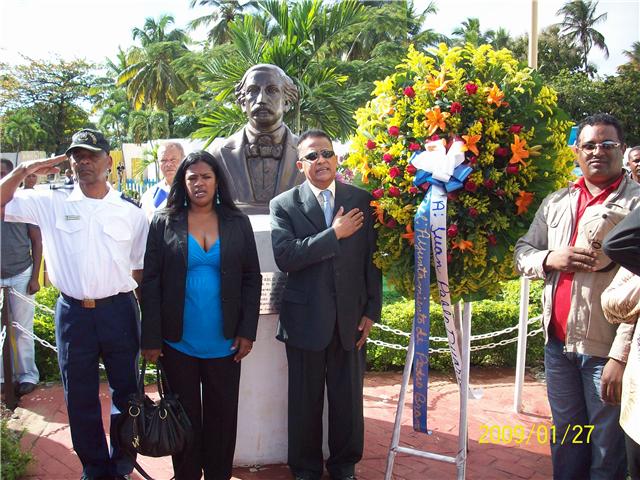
[
  {"x1": 468, "y1": 207, "x2": 479, "y2": 218},
  {"x1": 403, "y1": 86, "x2": 415, "y2": 98},
  {"x1": 406, "y1": 164, "x2": 417, "y2": 175},
  {"x1": 447, "y1": 253, "x2": 453, "y2": 263},
  {"x1": 487, "y1": 234, "x2": 497, "y2": 246},
  {"x1": 447, "y1": 191, "x2": 459, "y2": 201},
  {"x1": 366, "y1": 139, "x2": 377, "y2": 150},
  {"x1": 495, "y1": 146, "x2": 509, "y2": 157},
  {"x1": 372, "y1": 188, "x2": 384, "y2": 199},
  {"x1": 468, "y1": 155, "x2": 478, "y2": 166},
  {"x1": 495, "y1": 188, "x2": 506, "y2": 197},
  {"x1": 389, "y1": 166, "x2": 401, "y2": 178},
  {"x1": 388, "y1": 126, "x2": 400, "y2": 136},
  {"x1": 464, "y1": 180, "x2": 478, "y2": 192},
  {"x1": 382, "y1": 153, "x2": 393, "y2": 163},
  {"x1": 388, "y1": 186, "x2": 401, "y2": 197},
  {"x1": 483, "y1": 179, "x2": 496, "y2": 189},
  {"x1": 506, "y1": 164, "x2": 519, "y2": 175},
  {"x1": 450, "y1": 102, "x2": 463, "y2": 114},
  {"x1": 508, "y1": 124, "x2": 523, "y2": 134},
  {"x1": 447, "y1": 224, "x2": 459, "y2": 237},
  {"x1": 409, "y1": 186, "x2": 419, "y2": 194},
  {"x1": 465, "y1": 83, "x2": 478, "y2": 95},
  {"x1": 409, "y1": 142, "x2": 421, "y2": 151},
  {"x1": 387, "y1": 219, "x2": 398, "y2": 228},
  {"x1": 430, "y1": 134, "x2": 440, "y2": 141}
]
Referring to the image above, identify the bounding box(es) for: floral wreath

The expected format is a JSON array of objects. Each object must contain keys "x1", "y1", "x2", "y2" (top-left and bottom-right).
[{"x1": 345, "y1": 44, "x2": 574, "y2": 301}]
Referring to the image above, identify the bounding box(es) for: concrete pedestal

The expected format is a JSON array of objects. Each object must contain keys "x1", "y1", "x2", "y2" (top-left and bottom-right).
[{"x1": 234, "y1": 215, "x2": 288, "y2": 465}]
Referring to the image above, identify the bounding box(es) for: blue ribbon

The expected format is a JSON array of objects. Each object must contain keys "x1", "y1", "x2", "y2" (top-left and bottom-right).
[
  {"x1": 410, "y1": 150, "x2": 473, "y2": 433},
  {"x1": 152, "y1": 186, "x2": 169, "y2": 208}
]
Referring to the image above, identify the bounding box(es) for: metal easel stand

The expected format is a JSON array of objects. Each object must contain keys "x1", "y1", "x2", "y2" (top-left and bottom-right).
[
  {"x1": 513, "y1": 276, "x2": 530, "y2": 413},
  {"x1": 385, "y1": 301, "x2": 472, "y2": 480}
]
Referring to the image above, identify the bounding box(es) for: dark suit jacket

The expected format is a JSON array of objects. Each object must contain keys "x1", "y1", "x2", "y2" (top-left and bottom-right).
[
  {"x1": 269, "y1": 181, "x2": 382, "y2": 351},
  {"x1": 210, "y1": 125, "x2": 305, "y2": 206},
  {"x1": 604, "y1": 205, "x2": 640, "y2": 276},
  {"x1": 141, "y1": 208, "x2": 262, "y2": 350}
]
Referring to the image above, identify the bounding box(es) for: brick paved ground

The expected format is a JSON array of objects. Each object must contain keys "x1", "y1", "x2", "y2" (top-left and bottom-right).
[{"x1": 8, "y1": 367, "x2": 551, "y2": 479}]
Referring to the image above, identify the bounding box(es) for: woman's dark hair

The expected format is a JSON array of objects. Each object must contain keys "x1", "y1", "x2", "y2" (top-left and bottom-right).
[{"x1": 165, "y1": 150, "x2": 239, "y2": 217}]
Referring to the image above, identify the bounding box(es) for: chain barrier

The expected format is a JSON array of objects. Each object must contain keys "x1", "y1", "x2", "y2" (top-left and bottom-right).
[
  {"x1": 0, "y1": 325, "x2": 6, "y2": 351},
  {"x1": 6, "y1": 287, "x2": 543, "y2": 356}
]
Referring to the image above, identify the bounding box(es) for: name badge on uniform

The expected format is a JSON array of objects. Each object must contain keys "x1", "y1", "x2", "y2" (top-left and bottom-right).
[{"x1": 65, "y1": 215, "x2": 81, "y2": 221}]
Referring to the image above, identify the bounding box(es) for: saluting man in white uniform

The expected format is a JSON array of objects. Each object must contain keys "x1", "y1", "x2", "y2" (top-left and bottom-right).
[
  {"x1": 0, "y1": 129, "x2": 149, "y2": 480},
  {"x1": 140, "y1": 141, "x2": 184, "y2": 221}
]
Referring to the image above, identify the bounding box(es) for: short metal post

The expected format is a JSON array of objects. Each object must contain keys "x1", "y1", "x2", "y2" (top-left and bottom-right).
[
  {"x1": 514, "y1": 277, "x2": 531, "y2": 413},
  {"x1": 1, "y1": 287, "x2": 18, "y2": 409}
]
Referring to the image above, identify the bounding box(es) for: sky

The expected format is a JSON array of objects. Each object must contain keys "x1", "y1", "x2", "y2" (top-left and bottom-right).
[{"x1": 1, "y1": 0, "x2": 638, "y2": 76}]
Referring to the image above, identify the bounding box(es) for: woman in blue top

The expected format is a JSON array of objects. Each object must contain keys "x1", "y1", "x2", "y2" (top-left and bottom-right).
[{"x1": 141, "y1": 151, "x2": 262, "y2": 480}]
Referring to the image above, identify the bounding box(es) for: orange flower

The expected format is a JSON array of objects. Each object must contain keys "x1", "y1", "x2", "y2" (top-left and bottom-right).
[
  {"x1": 426, "y1": 69, "x2": 450, "y2": 95},
  {"x1": 487, "y1": 84, "x2": 506, "y2": 107},
  {"x1": 425, "y1": 106, "x2": 450, "y2": 136},
  {"x1": 461, "y1": 134, "x2": 482, "y2": 156},
  {"x1": 515, "y1": 191, "x2": 535, "y2": 215},
  {"x1": 401, "y1": 223, "x2": 414, "y2": 245},
  {"x1": 452, "y1": 239, "x2": 474, "y2": 252},
  {"x1": 370, "y1": 200, "x2": 385, "y2": 224},
  {"x1": 509, "y1": 134, "x2": 530, "y2": 166},
  {"x1": 360, "y1": 163, "x2": 371, "y2": 183}
]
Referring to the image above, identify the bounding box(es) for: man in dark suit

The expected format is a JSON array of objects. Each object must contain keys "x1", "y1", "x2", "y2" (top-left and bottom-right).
[
  {"x1": 211, "y1": 64, "x2": 305, "y2": 211},
  {"x1": 270, "y1": 130, "x2": 382, "y2": 480}
]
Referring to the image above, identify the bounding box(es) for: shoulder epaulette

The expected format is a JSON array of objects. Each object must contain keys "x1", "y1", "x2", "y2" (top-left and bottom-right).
[{"x1": 120, "y1": 192, "x2": 141, "y2": 208}]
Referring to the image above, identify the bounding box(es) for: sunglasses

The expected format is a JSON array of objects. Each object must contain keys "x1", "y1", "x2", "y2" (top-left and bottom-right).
[
  {"x1": 577, "y1": 141, "x2": 621, "y2": 153},
  {"x1": 300, "y1": 150, "x2": 335, "y2": 162}
]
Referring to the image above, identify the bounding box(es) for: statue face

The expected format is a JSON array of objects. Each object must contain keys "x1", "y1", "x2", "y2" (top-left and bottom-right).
[{"x1": 242, "y1": 69, "x2": 286, "y2": 131}]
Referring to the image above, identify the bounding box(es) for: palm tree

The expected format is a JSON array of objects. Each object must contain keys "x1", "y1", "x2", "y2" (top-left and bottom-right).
[
  {"x1": 623, "y1": 41, "x2": 640, "y2": 67},
  {"x1": 486, "y1": 27, "x2": 513, "y2": 50},
  {"x1": 2, "y1": 109, "x2": 45, "y2": 152},
  {"x1": 451, "y1": 18, "x2": 487, "y2": 46},
  {"x1": 556, "y1": 0, "x2": 608, "y2": 73},
  {"x1": 187, "y1": 0, "x2": 259, "y2": 45},
  {"x1": 118, "y1": 16, "x2": 195, "y2": 134},
  {"x1": 194, "y1": 0, "x2": 366, "y2": 143}
]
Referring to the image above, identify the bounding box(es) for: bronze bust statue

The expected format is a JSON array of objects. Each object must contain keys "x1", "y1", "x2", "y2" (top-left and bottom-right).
[{"x1": 210, "y1": 64, "x2": 305, "y2": 212}]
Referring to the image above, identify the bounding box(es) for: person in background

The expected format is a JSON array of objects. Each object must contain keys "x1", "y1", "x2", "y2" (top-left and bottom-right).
[
  {"x1": 23, "y1": 173, "x2": 38, "y2": 189},
  {"x1": 0, "y1": 129, "x2": 148, "y2": 480},
  {"x1": 270, "y1": 130, "x2": 382, "y2": 480},
  {"x1": 602, "y1": 208, "x2": 640, "y2": 479},
  {"x1": 0, "y1": 158, "x2": 42, "y2": 397},
  {"x1": 141, "y1": 150, "x2": 262, "y2": 480},
  {"x1": 140, "y1": 142, "x2": 184, "y2": 221},
  {"x1": 627, "y1": 146, "x2": 640, "y2": 183},
  {"x1": 64, "y1": 168, "x2": 74, "y2": 185},
  {"x1": 515, "y1": 113, "x2": 640, "y2": 479}
]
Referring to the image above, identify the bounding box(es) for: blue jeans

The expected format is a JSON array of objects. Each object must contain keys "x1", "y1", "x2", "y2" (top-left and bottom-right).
[
  {"x1": 0, "y1": 266, "x2": 39, "y2": 384},
  {"x1": 544, "y1": 335, "x2": 626, "y2": 480}
]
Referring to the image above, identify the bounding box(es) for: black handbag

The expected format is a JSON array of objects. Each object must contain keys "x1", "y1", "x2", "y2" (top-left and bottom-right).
[{"x1": 115, "y1": 358, "x2": 193, "y2": 478}]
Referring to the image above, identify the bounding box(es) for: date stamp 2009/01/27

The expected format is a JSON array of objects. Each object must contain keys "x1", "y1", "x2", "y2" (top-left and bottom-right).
[{"x1": 479, "y1": 424, "x2": 594, "y2": 446}]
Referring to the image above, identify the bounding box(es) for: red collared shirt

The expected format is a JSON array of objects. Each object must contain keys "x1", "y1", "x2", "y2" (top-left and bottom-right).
[{"x1": 549, "y1": 174, "x2": 624, "y2": 342}]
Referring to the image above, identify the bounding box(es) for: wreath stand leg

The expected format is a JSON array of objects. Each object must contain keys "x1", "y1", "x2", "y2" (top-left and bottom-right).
[{"x1": 384, "y1": 301, "x2": 472, "y2": 480}]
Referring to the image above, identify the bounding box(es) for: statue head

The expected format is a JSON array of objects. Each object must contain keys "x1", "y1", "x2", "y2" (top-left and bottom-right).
[{"x1": 235, "y1": 64, "x2": 298, "y2": 132}]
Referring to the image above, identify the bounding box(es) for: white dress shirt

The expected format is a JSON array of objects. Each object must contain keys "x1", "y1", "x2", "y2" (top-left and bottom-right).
[
  {"x1": 140, "y1": 180, "x2": 171, "y2": 222},
  {"x1": 4, "y1": 186, "x2": 149, "y2": 299},
  {"x1": 307, "y1": 180, "x2": 336, "y2": 211}
]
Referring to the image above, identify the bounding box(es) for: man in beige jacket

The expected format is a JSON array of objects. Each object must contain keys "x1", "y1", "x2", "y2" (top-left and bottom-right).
[{"x1": 515, "y1": 113, "x2": 640, "y2": 480}]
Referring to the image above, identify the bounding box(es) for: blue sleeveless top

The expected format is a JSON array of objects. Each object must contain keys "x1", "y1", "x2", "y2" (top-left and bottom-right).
[{"x1": 166, "y1": 234, "x2": 235, "y2": 358}]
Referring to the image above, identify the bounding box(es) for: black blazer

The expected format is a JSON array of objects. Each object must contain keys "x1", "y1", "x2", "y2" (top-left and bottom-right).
[
  {"x1": 141, "y1": 208, "x2": 262, "y2": 350},
  {"x1": 269, "y1": 181, "x2": 382, "y2": 351}
]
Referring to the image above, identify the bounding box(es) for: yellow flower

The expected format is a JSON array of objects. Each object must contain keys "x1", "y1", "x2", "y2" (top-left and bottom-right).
[{"x1": 425, "y1": 106, "x2": 450, "y2": 136}]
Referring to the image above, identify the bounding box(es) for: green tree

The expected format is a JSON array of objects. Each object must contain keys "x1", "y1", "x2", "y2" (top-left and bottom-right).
[
  {"x1": 1, "y1": 108, "x2": 46, "y2": 152},
  {"x1": 622, "y1": 41, "x2": 640, "y2": 69},
  {"x1": 188, "y1": 0, "x2": 259, "y2": 45},
  {"x1": 451, "y1": 18, "x2": 487, "y2": 46},
  {"x1": 556, "y1": 0, "x2": 608, "y2": 73},
  {"x1": 193, "y1": 0, "x2": 366, "y2": 143},
  {"x1": 118, "y1": 15, "x2": 196, "y2": 134},
  {"x1": 0, "y1": 57, "x2": 94, "y2": 153}
]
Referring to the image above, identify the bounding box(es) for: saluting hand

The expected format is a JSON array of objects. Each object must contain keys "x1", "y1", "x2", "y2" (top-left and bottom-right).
[
  {"x1": 332, "y1": 207, "x2": 364, "y2": 239},
  {"x1": 20, "y1": 155, "x2": 66, "y2": 176}
]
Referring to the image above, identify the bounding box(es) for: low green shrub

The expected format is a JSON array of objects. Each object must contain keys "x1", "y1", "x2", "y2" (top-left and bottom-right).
[
  {"x1": 1, "y1": 411, "x2": 32, "y2": 480},
  {"x1": 33, "y1": 286, "x2": 60, "y2": 382},
  {"x1": 368, "y1": 279, "x2": 545, "y2": 371}
]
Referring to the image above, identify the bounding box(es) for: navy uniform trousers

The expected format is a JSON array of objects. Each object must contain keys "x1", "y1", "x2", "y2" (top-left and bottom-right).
[{"x1": 55, "y1": 292, "x2": 140, "y2": 478}]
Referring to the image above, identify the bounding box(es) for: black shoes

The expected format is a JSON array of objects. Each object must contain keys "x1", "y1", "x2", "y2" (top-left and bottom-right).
[{"x1": 17, "y1": 382, "x2": 37, "y2": 396}]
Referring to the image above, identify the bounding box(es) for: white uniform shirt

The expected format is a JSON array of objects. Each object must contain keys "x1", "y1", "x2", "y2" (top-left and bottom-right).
[
  {"x1": 140, "y1": 180, "x2": 170, "y2": 222},
  {"x1": 4, "y1": 185, "x2": 149, "y2": 300}
]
